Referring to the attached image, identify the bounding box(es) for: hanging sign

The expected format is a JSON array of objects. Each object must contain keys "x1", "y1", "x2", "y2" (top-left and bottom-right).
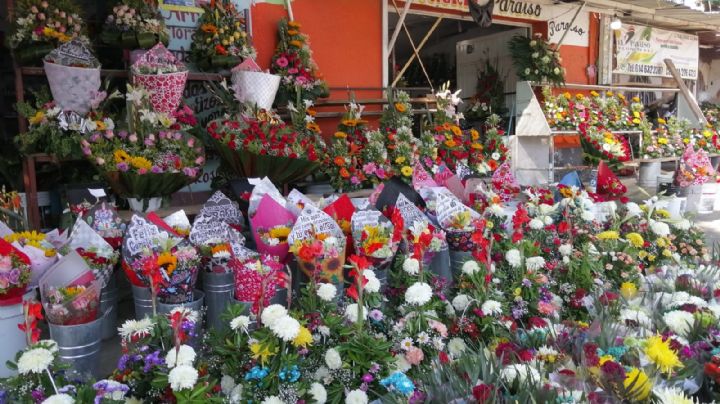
[{"x1": 613, "y1": 24, "x2": 698, "y2": 80}]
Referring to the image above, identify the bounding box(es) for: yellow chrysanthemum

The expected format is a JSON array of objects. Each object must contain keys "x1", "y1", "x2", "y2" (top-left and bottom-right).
[
  {"x1": 401, "y1": 166, "x2": 413, "y2": 177},
  {"x1": 597, "y1": 231, "x2": 619, "y2": 240},
  {"x1": 645, "y1": 335, "x2": 682, "y2": 374},
  {"x1": 623, "y1": 368, "x2": 652, "y2": 401},
  {"x1": 625, "y1": 233, "x2": 644, "y2": 248},
  {"x1": 292, "y1": 326, "x2": 313, "y2": 348},
  {"x1": 620, "y1": 282, "x2": 638, "y2": 300}
]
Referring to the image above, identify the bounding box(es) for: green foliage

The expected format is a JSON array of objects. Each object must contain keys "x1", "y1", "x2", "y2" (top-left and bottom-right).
[
  {"x1": 15, "y1": 88, "x2": 82, "y2": 159},
  {"x1": 509, "y1": 35, "x2": 564, "y2": 86}
]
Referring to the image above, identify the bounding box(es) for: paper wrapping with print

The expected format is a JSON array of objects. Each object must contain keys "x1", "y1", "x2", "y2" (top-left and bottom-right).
[
  {"x1": 200, "y1": 191, "x2": 244, "y2": 228},
  {"x1": 39, "y1": 251, "x2": 101, "y2": 325},
  {"x1": 121, "y1": 214, "x2": 179, "y2": 266},
  {"x1": 412, "y1": 162, "x2": 438, "y2": 190},
  {"x1": 0, "y1": 238, "x2": 31, "y2": 305},
  {"x1": 232, "y1": 257, "x2": 283, "y2": 310},
  {"x1": 43, "y1": 40, "x2": 101, "y2": 115},
  {"x1": 289, "y1": 205, "x2": 347, "y2": 283},
  {"x1": 322, "y1": 194, "x2": 355, "y2": 255},
  {"x1": 395, "y1": 194, "x2": 430, "y2": 231},
  {"x1": 131, "y1": 44, "x2": 188, "y2": 114},
  {"x1": 85, "y1": 202, "x2": 125, "y2": 249},
  {"x1": 286, "y1": 189, "x2": 316, "y2": 217},
  {"x1": 455, "y1": 163, "x2": 475, "y2": 181},
  {"x1": 351, "y1": 198, "x2": 370, "y2": 210},
  {"x1": 248, "y1": 177, "x2": 286, "y2": 217},
  {"x1": 437, "y1": 192, "x2": 481, "y2": 252},
  {"x1": 163, "y1": 210, "x2": 192, "y2": 236},
  {"x1": 67, "y1": 218, "x2": 116, "y2": 288},
  {"x1": 433, "y1": 164, "x2": 465, "y2": 200},
  {"x1": 231, "y1": 58, "x2": 262, "y2": 73},
  {"x1": 44, "y1": 229, "x2": 69, "y2": 250},
  {"x1": 190, "y1": 213, "x2": 233, "y2": 246},
  {"x1": 44, "y1": 39, "x2": 100, "y2": 68},
  {"x1": 158, "y1": 238, "x2": 200, "y2": 304},
  {"x1": 351, "y1": 209, "x2": 398, "y2": 267},
  {"x1": 250, "y1": 194, "x2": 296, "y2": 263},
  {"x1": 418, "y1": 187, "x2": 455, "y2": 215},
  {"x1": 491, "y1": 162, "x2": 520, "y2": 202},
  {"x1": 375, "y1": 176, "x2": 426, "y2": 215}
]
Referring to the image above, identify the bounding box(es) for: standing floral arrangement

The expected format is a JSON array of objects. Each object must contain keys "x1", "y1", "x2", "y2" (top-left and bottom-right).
[
  {"x1": 131, "y1": 43, "x2": 188, "y2": 114},
  {"x1": 101, "y1": 0, "x2": 169, "y2": 50},
  {"x1": 190, "y1": 0, "x2": 255, "y2": 70},
  {"x1": 270, "y1": 18, "x2": 329, "y2": 106},
  {"x1": 508, "y1": 33, "x2": 564, "y2": 86},
  {"x1": 380, "y1": 90, "x2": 419, "y2": 183},
  {"x1": 327, "y1": 102, "x2": 370, "y2": 190},
  {"x1": 8, "y1": 0, "x2": 88, "y2": 64}
]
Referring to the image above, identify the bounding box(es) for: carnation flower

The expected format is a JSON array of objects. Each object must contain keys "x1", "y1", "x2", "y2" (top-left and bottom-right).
[
  {"x1": 118, "y1": 318, "x2": 154, "y2": 340},
  {"x1": 529, "y1": 218, "x2": 544, "y2": 230},
  {"x1": 481, "y1": 300, "x2": 503, "y2": 316},
  {"x1": 168, "y1": 365, "x2": 199, "y2": 391},
  {"x1": 345, "y1": 389, "x2": 368, "y2": 404},
  {"x1": 261, "y1": 396, "x2": 284, "y2": 404},
  {"x1": 17, "y1": 347, "x2": 54, "y2": 374},
  {"x1": 230, "y1": 315, "x2": 250, "y2": 332},
  {"x1": 324, "y1": 348, "x2": 342, "y2": 369},
  {"x1": 405, "y1": 282, "x2": 432, "y2": 305},
  {"x1": 269, "y1": 315, "x2": 301, "y2": 341},
  {"x1": 344, "y1": 303, "x2": 367, "y2": 323},
  {"x1": 663, "y1": 310, "x2": 694, "y2": 337},
  {"x1": 261, "y1": 304, "x2": 287, "y2": 327},
  {"x1": 41, "y1": 394, "x2": 75, "y2": 404},
  {"x1": 452, "y1": 294, "x2": 471, "y2": 312},
  {"x1": 309, "y1": 382, "x2": 327, "y2": 404},
  {"x1": 525, "y1": 256, "x2": 546, "y2": 272},
  {"x1": 402, "y1": 257, "x2": 419, "y2": 275},
  {"x1": 405, "y1": 346, "x2": 424, "y2": 365},
  {"x1": 165, "y1": 345, "x2": 196, "y2": 368},
  {"x1": 364, "y1": 270, "x2": 380, "y2": 293},
  {"x1": 500, "y1": 364, "x2": 540, "y2": 386},
  {"x1": 447, "y1": 337, "x2": 466, "y2": 357},
  {"x1": 461, "y1": 260, "x2": 480, "y2": 275},
  {"x1": 558, "y1": 244, "x2": 573, "y2": 257},
  {"x1": 317, "y1": 283, "x2": 337, "y2": 302},
  {"x1": 505, "y1": 249, "x2": 521, "y2": 268},
  {"x1": 649, "y1": 220, "x2": 670, "y2": 237}
]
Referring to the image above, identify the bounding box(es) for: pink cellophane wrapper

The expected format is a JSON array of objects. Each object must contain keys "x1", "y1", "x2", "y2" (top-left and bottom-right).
[
  {"x1": 491, "y1": 162, "x2": 520, "y2": 202},
  {"x1": 412, "y1": 162, "x2": 438, "y2": 190},
  {"x1": 133, "y1": 71, "x2": 188, "y2": 114},
  {"x1": 232, "y1": 258, "x2": 282, "y2": 305},
  {"x1": 250, "y1": 194, "x2": 297, "y2": 262},
  {"x1": 434, "y1": 164, "x2": 465, "y2": 200}
]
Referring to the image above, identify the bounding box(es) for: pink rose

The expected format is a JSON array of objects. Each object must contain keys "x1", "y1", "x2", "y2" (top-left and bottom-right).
[
  {"x1": 406, "y1": 347, "x2": 424, "y2": 366},
  {"x1": 128, "y1": 133, "x2": 138, "y2": 143},
  {"x1": 275, "y1": 57, "x2": 289, "y2": 68},
  {"x1": 0, "y1": 256, "x2": 12, "y2": 273}
]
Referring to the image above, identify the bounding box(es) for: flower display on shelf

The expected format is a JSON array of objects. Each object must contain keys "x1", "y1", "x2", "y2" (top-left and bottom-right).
[
  {"x1": 190, "y1": 0, "x2": 255, "y2": 70},
  {"x1": 270, "y1": 18, "x2": 329, "y2": 106},
  {"x1": 509, "y1": 33, "x2": 564, "y2": 86},
  {"x1": 8, "y1": 0, "x2": 89, "y2": 64},
  {"x1": 131, "y1": 43, "x2": 188, "y2": 115},
  {"x1": 579, "y1": 124, "x2": 632, "y2": 165},
  {"x1": 81, "y1": 85, "x2": 204, "y2": 199},
  {"x1": 100, "y1": 0, "x2": 168, "y2": 50}
]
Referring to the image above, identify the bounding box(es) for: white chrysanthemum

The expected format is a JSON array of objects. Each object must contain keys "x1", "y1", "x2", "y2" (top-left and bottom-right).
[
  {"x1": 558, "y1": 244, "x2": 573, "y2": 257},
  {"x1": 345, "y1": 389, "x2": 368, "y2": 404},
  {"x1": 17, "y1": 347, "x2": 54, "y2": 375},
  {"x1": 653, "y1": 386, "x2": 696, "y2": 404},
  {"x1": 452, "y1": 294, "x2": 471, "y2": 312},
  {"x1": 663, "y1": 310, "x2": 695, "y2": 337},
  {"x1": 650, "y1": 220, "x2": 671, "y2": 237},
  {"x1": 220, "y1": 375, "x2": 236, "y2": 395},
  {"x1": 481, "y1": 300, "x2": 503, "y2": 316},
  {"x1": 324, "y1": 348, "x2": 342, "y2": 370},
  {"x1": 405, "y1": 282, "x2": 433, "y2": 305},
  {"x1": 505, "y1": 249, "x2": 521, "y2": 268},
  {"x1": 169, "y1": 307, "x2": 199, "y2": 324},
  {"x1": 708, "y1": 303, "x2": 720, "y2": 320},
  {"x1": 118, "y1": 318, "x2": 154, "y2": 340},
  {"x1": 620, "y1": 309, "x2": 652, "y2": 328},
  {"x1": 529, "y1": 218, "x2": 544, "y2": 230},
  {"x1": 229, "y1": 385, "x2": 243, "y2": 404},
  {"x1": 462, "y1": 260, "x2": 480, "y2": 275},
  {"x1": 269, "y1": 315, "x2": 301, "y2": 341},
  {"x1": 581, "y1": 210, "x2": 595, "y2": 222},
  {"x1": 625, "y1": 202, "x2": 642, "y2": 218},
  {"x1": 526, "y1": 256, "x2": 546, "y2": 271},
  {"x1": 403, "y1": 257, "x2": 420, "y2": 275},
  {"x1": 500, "y1": 364, "x2": 541, "y2": 386},
  {"x1": 41, "y1": 394, "x2": 75, "y2": 404},
  {"x1": 309, "y1": 382, "x2": 328, "y2": 404},
  {"x1": 364, "y1": 271, "x2": 380, "y2": 293},
  {"x1": 37, "y1": 340, "x2": 59, "y2": 354},
  {"x1": 317, "y1": 283, "x2": 337, "y2": 302},
  {"x1": 261, "y1": 396, "x2": 284, "y2": 404},
  {"x1": 165, "y1": 345, "x2": 196, "y2": 368},
  {"x1": 672, "y1": 219, "x2": 691, "y2": 231},
  {"x1": 447, "y1": 337, "x2": 466, "y2": 357},
  {"x1": 230, "y1": 315, "x2": 250, "y2": 332},
  {"x1": 344, "y1": 304, "x2": 367, "y2": 323},
  {"x1": 260, "y1": 304, "x2": 287, "y2": 327},
  {"x1": 168, "y1": 365, "x2": 198, "y2": 391}
]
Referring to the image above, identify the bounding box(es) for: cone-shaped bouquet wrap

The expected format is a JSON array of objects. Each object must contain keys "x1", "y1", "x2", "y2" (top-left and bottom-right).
[
  {"x1": 158, "y1": 209, "x2": 192, "y2": 238},
  {"x1": 351, "y1": 210, "x2": 401, "y2": 271},
  {"x1": 288, "y1": 206, "x2": 347, "y2": 284},
  {"x1": 392, "y1": 195, "x2": 447, "y2": 265},
  {"x1": 0, "y1": 238, "x2": 32, "y2": 306},
  {"x1": 375, "y1": 176, "x2": 426, "y2": 216},
  {"x1": 1, "y1": 225, "x2": 59, "y2": 288},
  {"x1": 131, "y1": 43, "x2": 188, "y2": 114},
  {"x1": 190, "y1": 213, "x2": 241, "y2": 274},
  {"x1": 66, "y1": 218, "x2": 119, "y2": 288},
  {"x1": 412, "y1": 162, "x2": 438, "y2": 190},
  {"x1": 593, "y1": 160, "x2": 628, "y2": 202},
  {"x1": 322, "y1": 194, "x2": 356, "y2": 257},
  {"x1": 43, "y1": 40, "x2": 101, "y2": 115},
  {"x1": 437, "y1": 192, "x2": 481, "y2": 252},
  {"x1": 491, "y1": 162, "x2": 520, "y2": 202},
  {"x1": 286, "y1": 188, "x2": 316, "y2": 217},
  {"x1": 84, "y1": 202, "x2": 126, "y2": 250},
  {"x1": 39, "y1": 251, "x2": 102, "y2": 325},
  {"x1": 199, "y1": 191, "x2": 245, "y2": 230},
  {"x1": 433, "y1": 163, "x2": 466, "y2": 201},
  {"x1": 231, "y1": 60, "x2": 281, "y2": 110},
  {"x1": 231, "y1": 254, "x2": 286, "y2": 315},
  {"x1": 250, "y1": 195, "x2": 296, "y2": 263}
]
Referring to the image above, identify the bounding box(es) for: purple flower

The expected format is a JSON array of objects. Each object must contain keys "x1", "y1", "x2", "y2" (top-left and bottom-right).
[
  {"x1": 158, "y1": 131, "x2": 166, "y2": 139},
  {"x1": 118, "y1": 130, "x2": 128, "y2": 139},
  {"x1": 31, "y1": 389, "x2": 45, "y2": 402},
  {"x1": 117, "y1": 162, "x2": 129, "y2": 172},
  {"x1": 7, "y1": 268, "x2": 20, "y2": 284},
  {"x1": 151, "y1": 166, "x2": 162, "y2": 174},
  {"x1": 143, "y1": 350, "x2": 164, "y2": 372},
  {"x1": 361, "y1": 373, "x2": 374, "y2": 383},
  {"x1": 173, "y1": 132, "x2": 182, "y2": 140},
  {"x1": 183, "y1": 167, "x2": 198, "y2": 177},
  {"x1": 144, "y1": 138, "x2": 155, "y2": 147},
  {"x1": 82, "y1": 147, "x2": 92, "y2": 156},
  {"x1": 90, "y1": 133, "x2": 101, "y2": 142},
  {"x1": 369, "y1": 309, "x2": 384, "y2": 322}
]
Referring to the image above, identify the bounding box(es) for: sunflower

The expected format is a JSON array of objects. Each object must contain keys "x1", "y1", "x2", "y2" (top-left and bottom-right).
[
  {"x1": 394, "y1": 102, "x2": 407, "y2": 113},
  {"x1": 444, "y1": 139, "x2": 457, "y2": 148},
  {"x1": 334, "y1": 131, "x2": 347, "y2": 139},
  {"x1": 269, "y1": 226, "x2": 291, "y2": 241},
  {"x1": 157, "y1": 252, "x2": 178, "y2": 276},
  {"x1": 201, "y1": 24, "x2": 218, "y2": 34},
  {"x1": 130, "y1": 156, "x2": 152, "y2": 171},
  {"x1": 211, "y1": 244, "x2": 230, "y2": 256},
  {"x1": 470, "y1": 129, "x2": 480, "y2": 141},
  {"x1": 450, "y1": 125, "x2": 462, "y2": 136},
  {"x1": 306, "y1": 122, "x2": 320, "y2": 133},
  {"x1": 401, "y1": 166, "x2": 413, "y2": 177},
  {"x1": 342, "y1": 119, "x2": 358, "y2": 127},
  {"x1": 114, "y1": 150, "x2": 131, "y2": 164}
]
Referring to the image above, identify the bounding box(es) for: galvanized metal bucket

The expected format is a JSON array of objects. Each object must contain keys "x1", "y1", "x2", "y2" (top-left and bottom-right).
[
  {"x1": 157, "y1": 290, "x2": 205, "y2": 344},
  {"x1": 449, "y1": 250, "x2": 474, "y2": 280},
  {"x1": 48, "y1": 311, "x2": 105, "y2": 380},
  {"x1": 100, "y1": 275, "x2": 119, "y2": 340},
  {"x1": 429, "y1": 248, "x2": 452, "y2": 286},
  {"x1": 131, "y1": 285, "x2": 154, "y2": 320},
  {"x1": 203, "y1": 272, "x2": 234, "y2": 331},
  {"x1": 638, "y1": 161, "x2": 661, "y2": 189}
]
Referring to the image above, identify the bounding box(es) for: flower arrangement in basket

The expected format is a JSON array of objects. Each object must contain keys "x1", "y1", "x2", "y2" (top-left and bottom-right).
[
  {"x1": 39, "y1": 251, "x2": 102, "y2": 325},
  {"x1": 0, "y1": 239, "x2": 32, "y2": 306},
  {"x1": 81, "y1": 85, "x2": 204, "y2": 200},
  {"x1": 508, "y1": 33, "x2": 564, "y2": 86},
  {"x1": 131, "y1": 43, "x2": 188, "y2": 114},
  {"x1": 8, "y1": 0, "x2": 89, "y2": 64},
  {"x1": 190, "y1": 0, "x2": 255, "y2": 70},
  {"x1": 100, "y1": 0, "x2": 169, "y2": 50},
  {"x1": 270, "y1": 18, "x2": 329, "y2": 106},
  {"x1": 207, "y1": 106, "x2": 321, "y2": 185},
  {"x1": 232, "y1": 254, "x2": 286, "y2": 314}
]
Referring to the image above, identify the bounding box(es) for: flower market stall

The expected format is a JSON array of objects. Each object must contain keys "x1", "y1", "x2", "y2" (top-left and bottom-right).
[{"x1": 3, "y1": 0, "x2": 720, "y2": 403}]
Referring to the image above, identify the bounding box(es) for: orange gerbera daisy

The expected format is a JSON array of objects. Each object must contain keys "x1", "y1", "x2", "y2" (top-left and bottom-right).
[
  {"x1": 334, "y1": 156, "x2": 346, "y2": 166},
  {"x1": 339, "y1": 168, "x2": 350, "y2": 178}
]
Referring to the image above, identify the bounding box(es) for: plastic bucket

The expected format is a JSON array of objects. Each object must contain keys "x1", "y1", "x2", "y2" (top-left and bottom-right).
[
  {"x1": 203, "y1": 272, "x2": 234, "y2": 331},
  {"x1": 0, "y1": 291, "x2": 35, "y2": 378},
  {"x1": 638, "y1": 161, "x2": 661, "y2": 189},
  {"x1": 100, "y1": 276, "x2": 119, "y2": 340},
  {"x1": 48, "y1": 312, "x2": 105, "y2": 380},
  {"x1": 132, "y1": 285, "x2": 154, "y2": 320}
]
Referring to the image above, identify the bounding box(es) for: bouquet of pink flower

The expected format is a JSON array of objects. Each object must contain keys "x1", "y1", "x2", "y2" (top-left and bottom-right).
[
  {"x1": 0, "y1": 239, "x2": 32, "y2": 306},
  {"x1": 231, "y1": 254, "x2": 286, "y2": 314}
]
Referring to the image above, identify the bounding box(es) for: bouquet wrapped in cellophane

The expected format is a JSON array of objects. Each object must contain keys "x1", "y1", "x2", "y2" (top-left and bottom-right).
[
  {"x1": 231, "y1": 254, "x2": 286, "y2": 314},
  {"x1": 64, "y1": 218, "x2": 119, "y2": 288},
  {"x1": 288, "y1": 205, "x2": 347, "y2": 284},
  {"x1": 1, "y1": 223, "x2": 59, "y2": 287},
  {"x1": 0, "y1": 238, "x2": 32, "y2": 306},
  {"x1": 39, "y1": 251, "x2": 101, "y2": 325}
]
